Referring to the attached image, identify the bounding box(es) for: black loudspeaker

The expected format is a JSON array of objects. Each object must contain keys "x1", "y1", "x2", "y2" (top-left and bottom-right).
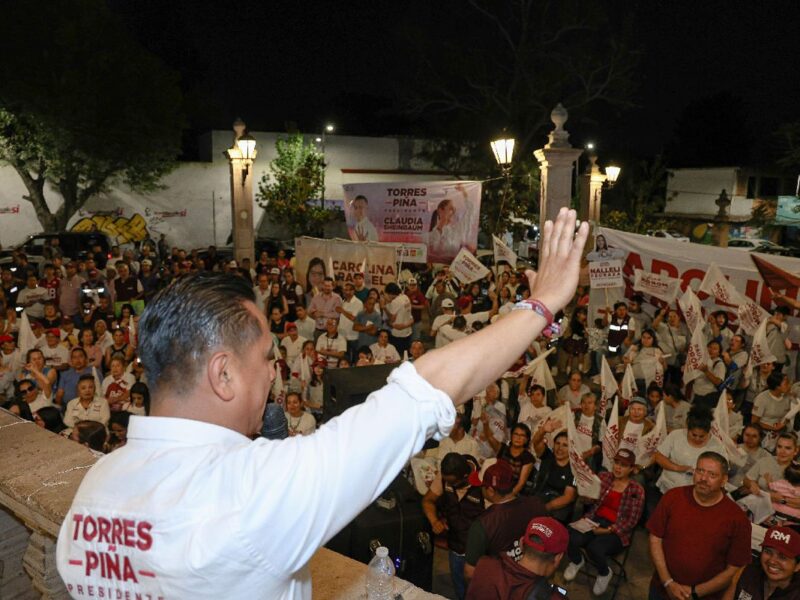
[
  {"x1": 326, "y1": 474, "x2": 434, "y2": 591},
  {"x1": 322, "y1": 363, "x2": 397, "y2": 422}
]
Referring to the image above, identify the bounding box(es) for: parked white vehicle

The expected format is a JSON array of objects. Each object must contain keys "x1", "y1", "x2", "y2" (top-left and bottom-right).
[
  {"x1": 727, "y1": 238, "x2": 787, "y2": 252},
  {"x1": 646, "y1": 229, "x2": 690, "y2": 242}
]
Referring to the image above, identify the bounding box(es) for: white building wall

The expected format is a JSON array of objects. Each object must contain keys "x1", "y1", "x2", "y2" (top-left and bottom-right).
[
  {"x1": 0, "y1": 131, "x2": 453, "y2": 250},
  {"x1": 665, "y1": 167, "x2": 753, "y2": 218}
]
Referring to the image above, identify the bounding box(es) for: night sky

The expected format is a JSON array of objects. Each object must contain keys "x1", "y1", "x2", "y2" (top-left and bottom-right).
[{"x1": 108, "y1": 0, "x2": 800, "y2": 165}]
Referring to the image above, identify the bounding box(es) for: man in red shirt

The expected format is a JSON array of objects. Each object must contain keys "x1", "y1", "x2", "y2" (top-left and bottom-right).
[
  {"x1": 648, "y1": 451, "x2": 751, "y2": 600},
  {"x1": 466, "y1": 516, "x2": 568, "y2": 600},
  {"x1": 404, "y1": 278, "x2": 427, "y2": 341}
]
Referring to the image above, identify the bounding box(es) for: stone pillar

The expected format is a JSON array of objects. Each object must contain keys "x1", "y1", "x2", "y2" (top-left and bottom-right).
[
  {"x1": 534, "y1": 104, "x2": 583, "y2": 226},
  {"x1": 579, "y1": 154, "x2": 608, "y2": 223},
  {"x1": 0, "y1": 508, "x2": 36, "y2": 598},
  {"x1": 23, "y1": 532, "x2": 69, "y2": 599},
  {"x1": 714, "y1": 189, "x2": 731, "y2": 248},
  {"x1": 226, "y1": 120, "x2": 257, "y2": 266}
]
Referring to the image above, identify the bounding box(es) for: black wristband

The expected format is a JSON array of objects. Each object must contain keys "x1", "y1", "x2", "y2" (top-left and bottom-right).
[{"x1": 691, "y1": 585, "x2": 699, "y2": 600}]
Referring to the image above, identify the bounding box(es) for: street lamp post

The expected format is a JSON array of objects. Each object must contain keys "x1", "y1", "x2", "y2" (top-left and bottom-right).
[
  {"x1": 579, "y1": 146, "x2": 621, "y2": 224},
  {"x1": 490, "y1": 134, "x2": 516, "y2": 235},
  {"x1": 316, "y1": 123, "x2": 335, "y2": 209},
  {"x1": 225, "y1": 118, "x2": 257, "y2": 265}
]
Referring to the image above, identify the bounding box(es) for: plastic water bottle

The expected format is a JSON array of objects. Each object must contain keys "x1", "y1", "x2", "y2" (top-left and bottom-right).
[{"x1": 365, "y1": 546, "x2": 395, "y2": 599}]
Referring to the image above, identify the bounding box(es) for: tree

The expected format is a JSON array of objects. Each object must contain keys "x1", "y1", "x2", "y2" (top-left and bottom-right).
[
  {"x1": 0, "y1": 0, "x2": 183, "y2": 233},
  {"x1": 776, "y1": 121, "x2": 800, "y2": 171},
  {"x1": 255, "y1": 134, "x2": 341, "y2": 237},
  {"x1": 394, "y1": 0, "x2": 638, "y2": 234}
]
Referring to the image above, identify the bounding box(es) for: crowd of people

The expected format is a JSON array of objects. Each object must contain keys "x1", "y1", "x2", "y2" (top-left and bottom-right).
[{"x1": 3, "y1": 230, "x2": 800, "y2": 599}]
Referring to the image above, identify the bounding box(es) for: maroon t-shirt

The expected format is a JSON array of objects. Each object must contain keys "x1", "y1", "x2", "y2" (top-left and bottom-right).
[{"x1": 647, "y1": 486, "x2": 751, "y2": 599}]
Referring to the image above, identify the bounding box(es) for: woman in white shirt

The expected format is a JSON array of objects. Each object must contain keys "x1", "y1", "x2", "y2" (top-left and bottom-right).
[
  {"x1": 558, "y1": 371, "x2": 591, "y2": 410},
  {"x1": 284, "y1": 392, "x2": 316, "y2": 436},
  {"x1": 654, "y1": 405, "x2": 725, "y2": 493},
  {"x1": 622, "y1": 328, "x2": 665, "y2": 391}
]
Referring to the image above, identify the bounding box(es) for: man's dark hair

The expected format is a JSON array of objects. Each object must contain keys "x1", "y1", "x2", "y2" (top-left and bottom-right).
[
  {"x1": 109, "y1": 410, "x2": 131, "y2": 430},
  {"x1": 78, "y1": 374, "x2": 95, "y2": 384},
  {"x1": 776, "y1": 306, "x2": 791, "y2": 316},
  {"x1": 138, "y1": 272, "x2": 261, "y2": 396},
  {"x1": 529, "y1": 384, "x2": 545, "y2": 396},
  {"x1": 385, "y1": 282, "x2": 401, "y2": 296},
  {"x1": 697, "y1": 451, "x2": 728, "y2": 475},
  {"x1": 71, "y1": 347, "x2": 87, "y2": 359},
  {"x1": 452, "y1": 316, "x2": 467, "y2": 331},
  {"x1": 767, "y1": 371, "x2": 786, "y2": 391},
  {"x1": 613, "y1": 301, "x2": 626, "y2": 310},
  {"x1": 354, "y1": 194, "x2": 368, "y2": 204},
  {"x1": 440, "y1": 452, "x2": 471, "y2": 479},
  {"x1": 74, "y1": 420, "x2": 107, "y2": 452}
]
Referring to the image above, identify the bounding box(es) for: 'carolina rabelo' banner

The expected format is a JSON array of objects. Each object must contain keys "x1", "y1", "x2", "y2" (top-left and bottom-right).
[{"x1": 294, "y1": 237, "x2": 398, "y2": 292}]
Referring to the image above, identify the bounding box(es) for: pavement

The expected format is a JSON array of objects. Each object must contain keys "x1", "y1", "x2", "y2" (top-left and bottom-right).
[{"x1": 432, "y1": 526, "x2": 654, "y2": 599}]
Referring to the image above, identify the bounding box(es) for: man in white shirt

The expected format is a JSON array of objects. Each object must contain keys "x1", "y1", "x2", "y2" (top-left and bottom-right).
[
  {"x1": 370, "y1": 329, "x2": 401, "y2": 364},
  {"x1": 253, "y1": 273, "x2": 272, "y2": 314},
  {"x1": 437, "y1": 411, "x2": 482, "y2": 461},
  {"x1": 315, "y1": 318, "x2": 347, "y2": 369},
  {"x1": 293, "y1": 305, "x2": 316, "y2": 341},
  {"x1": 431, "y1": 298, "x2": 457, "y2": 348},
  {"x1": 280, "y1": 323, "x2": 307, "y2": 367},
  {"x1": 335, "y1": 282, "x2": 363, "y2": 361},
  {"x1": 56, "y1": 208, "x2": 588, "y2": 600},
  {"x1": 0, "y1": 334, "x2": 22, "y2": 398},
  {"x1": 384, "y1": 282, "x2": 413, "y2": 356},
  {"x1": 517, "y1": 384, "x2": 552, "y2": 433},
  {"x1": 17, "y1": 274, "x2": 49, "y2": 319},
  {"x1": 63, "y1": 375, "x2": 110, "y2": 429},
  {"x1": 41, "y1": 329, "x2": 70, "y2": 371}
]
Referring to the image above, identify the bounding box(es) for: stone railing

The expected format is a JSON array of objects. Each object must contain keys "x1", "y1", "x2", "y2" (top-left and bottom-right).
[{"x1": 0, "y1": 409, "x2": 442, "y2": 599}]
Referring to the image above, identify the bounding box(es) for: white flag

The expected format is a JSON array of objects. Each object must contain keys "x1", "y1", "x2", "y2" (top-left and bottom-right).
[
  {"x1": 683, "y1": 325, "x2": 710, "y2": 383},
  {"x1": 750, "y1": 317, "x2": 778, "y2": 367},
  {"x1": 636, "y1": 401, "x2": 667, "y2": 466},
  {"x1": 633, "y1": 269, "x2": 681, "y2": 303},
  {"x1": 449, "y1": 248, "x2": 491, "y2": 284},
  {"x1": 18, "y1": 311, "x2": 37, "y2": 357},
  {"x1": 678, "y1": 286, "x2": 704, "y2": 334},
  {"x1": 602, "y1": 396, "x2": 621, "y2": 471},
  {"x1": 599, "y1": 355, "x2": 618, "y2": 417},
  {"x1": 711, "y1": 391, "x2": 747, "y2": 467},
  {"x1": 525, "y1": 351, "x2": 557, "y2": 391},
  {"x1": 567, "y1": 410, "x2": 602, "y2": 499},
  {"x1": 543, "y1": 403, "x2": 571, "y2": 449},
  {"x1": 737, "y1": 298, "x2": 771, "y2": 337},
  {"x1": 619, "y1": 364, "x2": 637, "y2": 404},
  {"x1": 492, "y1": 235, "x2": 518, "y2": 268},
  {"x1": 699, "y1": 263, "x2": 743, "y2": 307}
]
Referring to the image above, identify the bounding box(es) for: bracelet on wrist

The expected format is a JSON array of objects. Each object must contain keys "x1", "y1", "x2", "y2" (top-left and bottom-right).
[
  {"x1": 663, "y1": 578, "x2": 674, "y2": 588},
  {"x1": 511, "y1": 298, "x2": 560, "y2": 337}
]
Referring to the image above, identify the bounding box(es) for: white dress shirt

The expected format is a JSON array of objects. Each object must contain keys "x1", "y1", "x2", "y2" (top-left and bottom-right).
[{"x1": 56, "y1": 362, "x2": 455, "y2": 600}]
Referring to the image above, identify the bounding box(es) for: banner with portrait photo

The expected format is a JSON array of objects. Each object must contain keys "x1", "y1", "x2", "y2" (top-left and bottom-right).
[
  {"x1": 294, "y1": 237, "x2": 398, "y2": 292},
  {"x1": 342, "y1": 180, "x2": 482, "y2": 264}
]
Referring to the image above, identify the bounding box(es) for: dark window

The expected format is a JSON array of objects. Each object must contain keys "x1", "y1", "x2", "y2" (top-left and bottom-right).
[
  {"x1": 746, "y1": 176, "x2": 757, "y2": 199},
  {"x1": 759, "y1": 177, "x2": 779, "y2": 198}
]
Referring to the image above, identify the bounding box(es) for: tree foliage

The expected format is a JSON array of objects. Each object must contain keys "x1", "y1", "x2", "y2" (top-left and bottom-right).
[
  {"x1": 395, "y1": 0, "x2": 638, "y2": 236},
  {"x1": 603, "y1": 155, "x2": 678, "y2": 233},
  {"x1": 776, "y1": 121, "x2": 800, "y2": 171},
  {"x1": 255, "y1": 134, "x2": 341, "y2": 237},
  {"x1": 0, "y1": 0, "x2": 183, "y2": 233}
]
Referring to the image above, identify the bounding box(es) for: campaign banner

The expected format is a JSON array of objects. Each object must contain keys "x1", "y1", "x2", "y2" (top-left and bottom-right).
[
  {"x1": 633, "y1": 269, "x2": 681, "y2": 303},
  {"x1": 342, "y1": 180, "x2": 482, "y2": 264},
  {"x1": 635, "y1": 401, "x2": 667, "y2": 467},
  {"x1": 567, "y1": 412, "x2": 601, "y2": 499},
  {"x1": 589, "y1": 260, "x2": 624, "y2": 289},
  {"x1": 294, "y1": 237, "x2": 398, "y2": 292},
  {"x1": 598, "y1": 227, "x2": 800, "y2": 315},
  {"x1": 449, "y1": 248, "x2": 490, "y2": 284},
  {"x1": 492, "y1": 235, "x2": 518, "y2": 268},
  {"x1": 678, "y1": 286, "x2": 704, "y2": 334}
]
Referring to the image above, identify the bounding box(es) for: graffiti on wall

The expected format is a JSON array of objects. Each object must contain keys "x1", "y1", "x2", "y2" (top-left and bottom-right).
[
  {"x1": 71, "y1": 212, "x2": 150, "y2": 244},
  {"x1": 70, "y1": 208, "x2": 188, "y2": 245}
]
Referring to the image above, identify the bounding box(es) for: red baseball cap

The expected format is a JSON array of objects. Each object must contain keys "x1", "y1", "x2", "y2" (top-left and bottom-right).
[
  {"x1": 468, "y1": 460, "x2": 515, "y2": 490},
  {"x1": 762, "y1": 526, "x2": 800, "y2": 559},
  {"x1": 523, "y1": 516, "x2": 569, "y2": 554},
  {"x1": 456, "y1": 296, "x2": 472, "y2": 310},
  {"x1": 46, "y1": 328, "x2": 60, "y2": 337},
  {"x1": 0, "y1": 334, "x2": 14, "y2": 344}
]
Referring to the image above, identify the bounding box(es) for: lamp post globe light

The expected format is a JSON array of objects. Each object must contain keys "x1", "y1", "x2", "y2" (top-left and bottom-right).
[
  {"x1": 605, "y1": 165, "x2": 621, "y2": 187},
  {"x1": 225, "y1": 118, "x2": 257, "y2": 265},
  {"x1": 490, "y1": 133, "x2": 516, "y2": 235}
]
